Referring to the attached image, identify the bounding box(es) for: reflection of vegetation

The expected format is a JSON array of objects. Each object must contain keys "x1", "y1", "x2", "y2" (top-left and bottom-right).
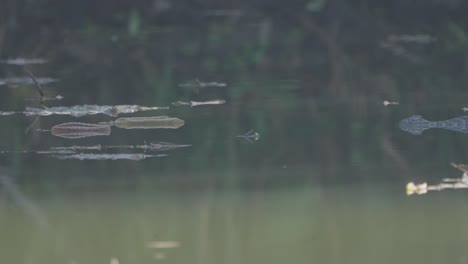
[
  {"x1": 0, "y1": 174, "x2": 47, "y2": 227},
  {"x1": 0, "y1": 1, "x2": 467, "y2": 186},
  {"x1": 127, "y1": 9, "x2": 141, "y2": 37}
]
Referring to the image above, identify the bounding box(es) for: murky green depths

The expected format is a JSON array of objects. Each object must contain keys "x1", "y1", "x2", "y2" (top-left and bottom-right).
[{"x1": 2, "y1": 1, "x2": 468, "y2": 263}]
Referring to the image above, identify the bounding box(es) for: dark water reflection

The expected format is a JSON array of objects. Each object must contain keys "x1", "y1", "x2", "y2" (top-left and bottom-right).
[{"x1": 2, "y1": 0, "x2": 468, "y2": 263}]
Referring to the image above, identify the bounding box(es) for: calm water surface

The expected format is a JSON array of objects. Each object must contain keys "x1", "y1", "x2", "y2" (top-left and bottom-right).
[
  {"x1": 2, "y1": 184, "x2": 468, "y2": 264},
  {"x1": 1, "y1": 1, "x2": 468, "y2": 263}
]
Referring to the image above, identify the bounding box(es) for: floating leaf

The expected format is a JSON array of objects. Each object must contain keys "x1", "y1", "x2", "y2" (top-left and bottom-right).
[
  {"x1": 108, "y1": 116, "x2": 185, "y2": 129},
  {"x1": 51, "y1": 122, "x2": 112, "y2": 139}
]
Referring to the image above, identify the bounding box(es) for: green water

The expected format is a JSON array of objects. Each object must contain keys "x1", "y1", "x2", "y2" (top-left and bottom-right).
[
  {"x1": 2, "y1": 1, "x2": 468, "y2": 263},
  {"x1": 2, "y1": 184, "x2": 468, "y2": 264}
]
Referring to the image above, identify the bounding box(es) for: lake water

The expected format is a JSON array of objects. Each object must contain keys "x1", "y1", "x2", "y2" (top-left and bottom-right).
[
  {"x1": 2, "y1": 183, "x2": 468, "y2": 264},
  {"x1": 1, "y1": 1, "x2": 468, "y2": 263}
]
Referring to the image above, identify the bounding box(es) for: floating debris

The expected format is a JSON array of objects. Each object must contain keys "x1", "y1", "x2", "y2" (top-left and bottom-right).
[
  {"x1": 51, "y1": 145, "x2": 102, "y2": 151},
  {"x1": 49, "y1": 153, "x2": 165, "y2": 161},
  {"x1": 399, "y1": 115, "x2": 468, "y2": 135},
  {"x1": 37, "y1": 150, "x2": 77, "y2": 155},
  {"x1": 105, "y1": 116, "x2": 185, "y2": 129},
  {"x1": 11, "y1": 104, "x2": 169, "y2": 117},
  {"x1": 104, "y1": 142, "x2": 191, "y2": 151},
  {"x1": 383, "y1": 100, "x2": 399, "y2": 106},
  {"x1": 142, "y1": 142, "x2": 191, "y2": 151},
  {"x1": 178, "y1": 79, "x2": 227, "y2": 88},
  {"x1": 3, "y1": 143, "x2": 187, "y2": 157},
  {"x1": 447, "y1": 162, "x2": 468, "y2": 183},
  {"x1": 0, "y1": 77, "x2": 58, "y2": 86},
  {"x1": 25, "y1": 94, "x2": 63, "y2": 102},
  {"x1": 172, "y1": 99, "x2": 226, "y2": 107},
  {"x1": 407, "y1": 163, "x2": 468, "y2": 195},
  {"x1": 406, "y1": 181, "x2": 468, "y2": 195},
  {"x1": 52, "y1": 142, "x2": 191, "y2": 151},
  {"x1": 0, "y1": 149, "x2": 76, "y2": 155},
  {"x1": 450, "y1": 162, "x2": 468, "y2": 173},
  {"x1": 0, "y1": 111, "x2": 17, "y2": 116},
  {"x1": 2, "y1": 142, "x2": 187, "y2": 160},
  {"x1": 0, "y1": 58, "x2": 48, "y2": 65},
  {"x1": 406, "y1": 182, "x2": 428, "y2": 195},
  {"x1": 49, "y1": 122, "x2": 112, "y2": 139},
  {"x1": 237, "y1": 129, "x2": 260, "y2": 143}
]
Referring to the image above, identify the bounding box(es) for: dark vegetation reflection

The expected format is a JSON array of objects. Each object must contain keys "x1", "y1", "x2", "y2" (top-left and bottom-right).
[
  {"x1": 0, "y1": 1, "x2": 467, "y2": 186},
  {"x1": 3, "y1": 0, "x2": 466, "y2": 185},
  {"x1": 2, "y1": 1, "x2": 468, "y2": 263}
]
